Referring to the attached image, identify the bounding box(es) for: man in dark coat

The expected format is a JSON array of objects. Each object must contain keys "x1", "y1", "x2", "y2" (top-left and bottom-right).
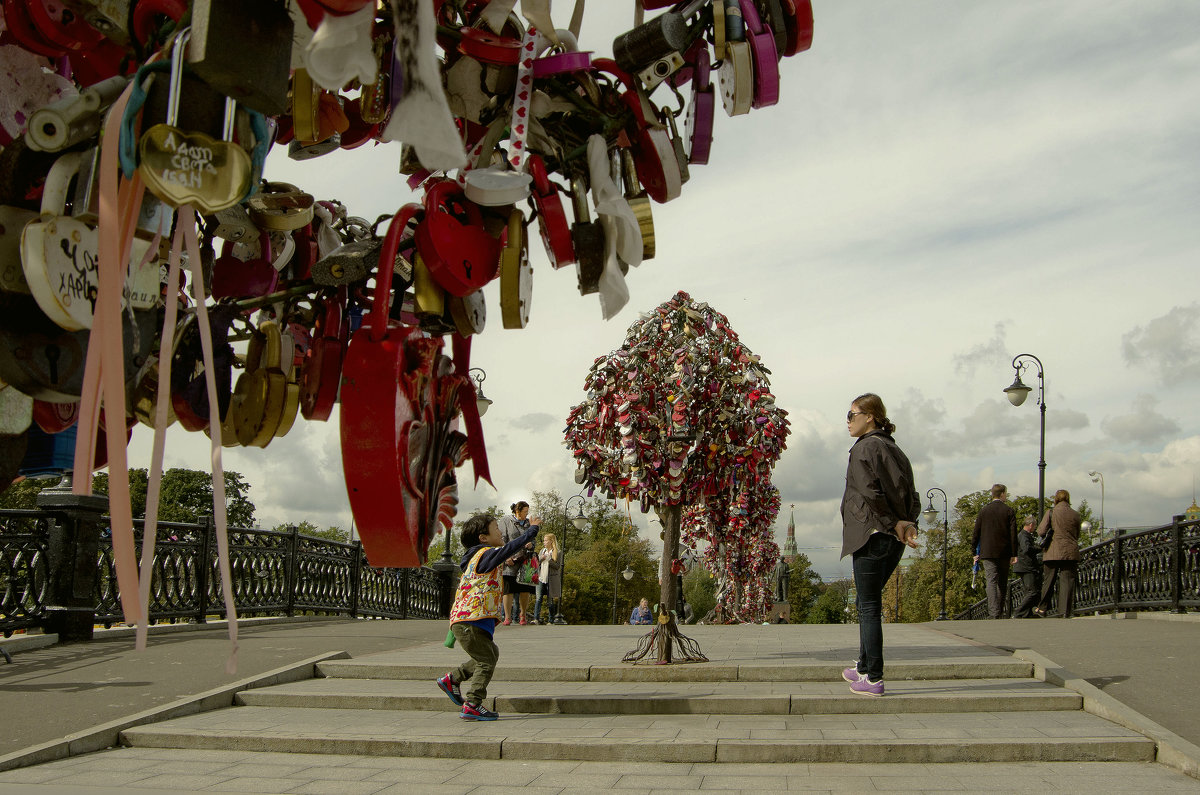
[
  {"x1": 1012, "y1": 515, "x2": 1042, "y2": 617},
  {"x1": 972, "y1": 484, "x2": 1018, "y2": 619}
]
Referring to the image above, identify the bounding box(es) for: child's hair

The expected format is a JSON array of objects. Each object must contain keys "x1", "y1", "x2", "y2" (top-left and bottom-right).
[
  {"x1": 460, "y1": 514, "x2": 494, "y2": 548},
  {"x1": 511, "y1": 500, "x2": 529, "y2": 513}
]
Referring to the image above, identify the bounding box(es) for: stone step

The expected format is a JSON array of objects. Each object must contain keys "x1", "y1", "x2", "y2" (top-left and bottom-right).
[
  {"x1": 314, "y1": 657, "x2": 1033, "y2": 683},
  {"x1": 236, "y1": 676, "x2": 1081, "y2": 715},
  {"x1": 120, "y1": 706, "x2": 1154, "y2": 765}
]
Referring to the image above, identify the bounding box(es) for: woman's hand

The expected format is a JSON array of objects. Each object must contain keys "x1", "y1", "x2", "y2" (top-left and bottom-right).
[{"x1": 895, "y1": 521, "x2": 919, "y2": 549}]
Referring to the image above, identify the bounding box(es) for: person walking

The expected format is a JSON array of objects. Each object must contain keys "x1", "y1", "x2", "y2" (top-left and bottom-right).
[
  {"x1": 532, "y1": 532, "x2": 561, "y2": 624},
  {"x1": 1012, "y1": 516, "x2": 1043, "y2": 617},
  {"x1": 1034, "y1": 489, "x2": 1082, "y2": 618},
  {"x1": 972, "y1": 484, "x2": 1018, "y2": 619},
  {"x1": 498, "y1": 501, "x2": 536, "y2": 625},
  {"x1": 839, "y1": 393, "x2": 920, "y2": 697}
]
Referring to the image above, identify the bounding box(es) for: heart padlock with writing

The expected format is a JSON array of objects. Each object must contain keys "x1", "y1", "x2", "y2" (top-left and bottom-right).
[{"x1": 137, "y1": 28, "x2": 254, "y2": 214}]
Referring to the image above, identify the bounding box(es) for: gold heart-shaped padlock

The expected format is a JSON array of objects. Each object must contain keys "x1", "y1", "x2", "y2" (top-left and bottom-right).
[
  {"x1": 139, "y1": 124, "x2": 252, "y2": 215},
  {"x1": 136, "y1": 29, "x2": 251, "y2": 214}
]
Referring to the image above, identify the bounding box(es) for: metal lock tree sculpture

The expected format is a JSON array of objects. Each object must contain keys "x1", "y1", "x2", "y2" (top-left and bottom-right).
[
  {"x1": 683, "y1": 481, "x2": 782, "y2": 624},
  {"x1": 564, "y1": 291, "x2": 789, "y2": 662}
]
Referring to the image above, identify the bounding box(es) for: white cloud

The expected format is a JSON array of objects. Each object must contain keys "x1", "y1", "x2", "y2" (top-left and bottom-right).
[
  {"x1": 1101, "y1": 395, "x2": 1181, "y2": 446},
  {"x1": 1122, "y1": 305, "x2": 1200, "y2": 386}
]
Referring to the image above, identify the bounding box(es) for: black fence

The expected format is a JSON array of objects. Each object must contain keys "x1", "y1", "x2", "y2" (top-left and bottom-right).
[
  {"x1": 2, "y1": 499, "x2": 454, "y2": 639},
  {"x1": 954, "y1": 514, "x2": 1200, "y2": 619}
]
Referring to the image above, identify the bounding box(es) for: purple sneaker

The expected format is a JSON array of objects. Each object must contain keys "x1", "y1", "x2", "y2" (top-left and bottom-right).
[
  {"x1": 841, "y1": 667, "x2": 861, "y2": 684},
  {"x1": 849, "y1": 675, "x2": 884, "y2": 697},
  {"x1": 436, "y1": 673, "x2": 463, "y2": 706}
]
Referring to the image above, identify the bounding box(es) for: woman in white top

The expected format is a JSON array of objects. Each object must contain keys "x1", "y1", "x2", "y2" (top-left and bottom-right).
[{"x1": 532, "y1": 532, "x2": 561, "y2": 624}]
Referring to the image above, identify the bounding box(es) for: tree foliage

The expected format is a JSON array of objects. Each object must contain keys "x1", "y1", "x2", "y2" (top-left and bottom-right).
[
  {"x1": 786, "y1": 553, "x2": 822, "y2": 622},
  {"x1": 806, "y1": 579, "x2": 852, "y2": 624},
  {"x1": 91, "y1": 468, "x2": 256, "y2": 526}
]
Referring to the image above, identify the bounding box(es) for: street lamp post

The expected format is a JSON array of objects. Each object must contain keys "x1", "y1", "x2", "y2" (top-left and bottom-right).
[
  {"x1": 1003, "y1": 353, "x2": 1047, "y2": 520},
  {"x1": 611, "y1": 558, "x2": 635, "y2": 624},
  {"x1": 922, "y1": 487, "x2": 949, "y2": 621},
  {"x1": 468, "y1": 367, "x2": 492, "y2": 416},
  {"x1": 555, "y1": 491, "x2": 589, "y2": 624},
  {"x1": 1089, "y1": 470, "x2": 1105, "y2": 538}
]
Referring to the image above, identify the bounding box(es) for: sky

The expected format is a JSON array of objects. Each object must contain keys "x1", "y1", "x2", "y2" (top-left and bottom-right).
[{"x1": 127, "y1": 1, "x2": 1200, "y2": 581}]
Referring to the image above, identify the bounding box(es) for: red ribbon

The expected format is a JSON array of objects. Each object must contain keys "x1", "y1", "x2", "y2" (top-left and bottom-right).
[{"x1": 451, "y1": 332, "x2": 492, "y2": 488}]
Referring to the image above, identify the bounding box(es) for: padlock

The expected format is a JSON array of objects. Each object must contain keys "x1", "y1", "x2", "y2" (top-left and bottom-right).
[
  {"x1": 527, "y1": 155, "x2": 574, "y2": 269},
  {"x1": 248, "y1": 182, "x2": 316, "y2": 231},
  {"x1": 498, "y1": 209, "x2": 531, "y2": 329},
  {"x1": 0, "y1": 380, "x2": 33, "y2": 436},
  {"x1": 299, "y1": 288, "x2": 348, "y2": 422},
  {"x1": 360, "y1": 30, "x2": 395, "y2": 124},
  {"x1": 209, "y1": 204, "x2": 256, "y2": 242},
  {"x1": 619, "y1": 149, "x2": 655, "y2": 261},
  {"x1": 74, "y1": 146, "x2": 174, "y2": 240},
  {"x1": 612, "y1": 0, "x2": 710, "y2": 74},
  {"x1": 312, "y1": 235, "x2": 380, "y2": 286},
  {"x1": 448, "y1": 289, "x2": 486, "y2": 337},
  {"x1": 782, "y1": 0, "x2": 814, "y2": 56},
  {"x1": 638, "y1": 51, "x2": 685, "y2": 90},
  {"x1": 463, "y1": 166, "x2": 532, "y2": 207},
  {"x1": 415, "y1": 180, "x2": 502, "y2": 297},
  {"x1": 210, "y1": 231, "x2": 280, "y2": 299},
  {"x1": 684, "y1": 54, "x2": 715, "y2": 164},
  {"x1": 290, "y1": 68, "x2": 321, "y2": 143},
  {"x1": 289, "y1": 133, "x2": 342, "y2": 160},
  {"x1": 26, "y1": 76, "x2": 129, "y2": 152},
  {"x1": 411, "y1": 251, "x2": 445, "y2": 317},
  {"x1": 21, "y1": 151, "x2": 158, "y2": 331},
  {"x1": 662, "y1": 110, "x2": 691, "y2": 186},
  {"x1": 724, "y1": 0, "x2": 746, "y2": 42},
  {"x1": 187, "y1": 0, "x2": 292, "y2": 116},
  {"x1": 138, "y1": 30, "x2": 254, "y2": 214},
  {"x1": 229, "y1": 319, "x2": 288, "y2": 448},
  {"x1": 127, "y1": 354, "x2": 177, "y2": 429},
  {"x1": 718, "y1": 39, "x2": 753, "y2": 116},
  {"x1": 740, "y1": 0, "x2": 780, "y2": 109},
  {"x1": 756, "y1": 0, "x2": 789, "y2": 55},
  {"x1": 569, "y1": 177, "x2": 604, "y2": 296}
]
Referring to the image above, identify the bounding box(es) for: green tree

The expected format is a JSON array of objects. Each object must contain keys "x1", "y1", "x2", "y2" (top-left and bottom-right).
[
  {"x1": 682, "y1": 565, "x2": 716, "y2": 622},
  {"x1": 92, "y1": 468, "x2": 256, "y2": 526},
  {"x1": 271, "y1": 521, "x2": 349, "y2": 544},
  {"x1": 0, "y1": 476, "x2": 53, "y2": 509},
  {"x1": 427, "y1": 506, "x2": 505, "y2": 562},
  {"x1": 786, "y1": 553, "x2": 822, "y2": 623},
  {"x1": 806, "y1": 579, "x2": 852, "y2": 624}
]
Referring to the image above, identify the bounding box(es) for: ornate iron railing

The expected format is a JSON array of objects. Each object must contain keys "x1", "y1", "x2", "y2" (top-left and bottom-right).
[
  {"x1": 0, "y1": 510, "x2": 53, "y2": 636},
  {"x1": 954, "y1": 514, "x2": 1200, "y2": 619},
  {"x1": 3, "y1": 509, "x2": 451, "y2": 637}
]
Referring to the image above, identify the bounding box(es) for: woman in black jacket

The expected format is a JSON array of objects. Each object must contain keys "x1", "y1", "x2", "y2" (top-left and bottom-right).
[{"x1": 839, "y1": 393, "x2": 920, "y2": 697}]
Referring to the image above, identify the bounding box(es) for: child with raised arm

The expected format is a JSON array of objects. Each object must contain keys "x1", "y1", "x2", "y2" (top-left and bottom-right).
[{"x1": 437, "y1": 512, "x2": 538, "y2": 720}]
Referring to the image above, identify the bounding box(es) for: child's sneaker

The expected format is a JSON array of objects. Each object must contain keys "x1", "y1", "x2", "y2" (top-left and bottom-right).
[
  {"x1": 436, "y1": 673, "x2": 463, "y2": 706},
  {"x1": 460, "y1": 702, "x2": 499, "y2": 721}
]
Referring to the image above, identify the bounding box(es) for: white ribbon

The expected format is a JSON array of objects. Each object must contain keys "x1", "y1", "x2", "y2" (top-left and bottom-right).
[
  {"x1": 303, "y1": 4, "x2": 378, "y2": 92},
  {"x1": 587, "y1": 135, "x2": 643, "y2": 320}
]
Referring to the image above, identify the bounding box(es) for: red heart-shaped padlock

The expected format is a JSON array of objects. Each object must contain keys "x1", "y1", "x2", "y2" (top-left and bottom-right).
[{"x1": 415, "y1": 180, "x2": 502, "y2": 298}]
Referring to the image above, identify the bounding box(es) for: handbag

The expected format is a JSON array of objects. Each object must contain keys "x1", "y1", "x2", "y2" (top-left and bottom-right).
[
  {"x1": 517, "y1": 556, "x2": 539, "y2": 586},
  {"x1": 1036, "y1": 515, "x2": 1054, "y2": 550}
]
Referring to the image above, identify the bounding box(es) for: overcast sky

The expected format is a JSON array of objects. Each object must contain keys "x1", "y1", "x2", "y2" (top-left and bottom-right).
[{"x1": 129, "y1": 1, "x2": 1200, "y2": 580}]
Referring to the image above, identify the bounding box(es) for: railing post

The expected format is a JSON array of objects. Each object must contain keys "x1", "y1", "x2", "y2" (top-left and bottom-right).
[
  {"x1": 349, "y1": 541, "x2": 362, "y2": 618},
  {"x1": 1171, "y1": 515, "x2": 1185, "y2": 614},
  {"x1": 399, "y1": 569, "x2": 410, "y2": 620},
  {"x1": 431, "y1": 556, "x2": 458, "y2": 620},
  {"x1": 195, "y1": 514, "x2": 213, "y2": 623},
  {"x1": 285, "y1": 524, "x2": 298, "y2": 617},
  {"x1": 36, "y1": 482, "x2": 108, "y2": 642},
  {"x1": 1112, "y1": 529, "x2": 1124, "y2": 613}
]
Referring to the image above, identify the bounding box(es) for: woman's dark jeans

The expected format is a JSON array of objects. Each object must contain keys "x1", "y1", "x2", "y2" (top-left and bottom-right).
[{"x1": 852, "y1": 532, "x2": 906, "y2": 682}]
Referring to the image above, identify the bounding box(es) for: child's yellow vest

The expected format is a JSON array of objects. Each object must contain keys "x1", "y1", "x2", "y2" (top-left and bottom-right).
[{"x1": 450, "y1": 547, "x2": 502, "y2": 623}]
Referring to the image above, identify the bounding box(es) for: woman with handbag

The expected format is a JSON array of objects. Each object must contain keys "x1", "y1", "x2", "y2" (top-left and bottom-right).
[
  {"x1": 499, "y1": 502, "x2": 536, "y2": 625},
  {"x1": 1033, "y1": 489, "x2": 1082, "y2": 618},
  {"x1": 532, "y1": 533, "x2": 561, "y2": 624}
]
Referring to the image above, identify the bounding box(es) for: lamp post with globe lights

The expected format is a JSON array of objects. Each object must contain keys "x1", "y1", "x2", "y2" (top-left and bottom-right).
[
  {"x1": 1003, "y1": 353, "x2": 1046, "y2": 520},
  {"x1": 921, "y1": 487, "x2": 949, "y2": 621},
  {"x1": 1089, "y1": 471, "x2": 1105, "y2": 539}
]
